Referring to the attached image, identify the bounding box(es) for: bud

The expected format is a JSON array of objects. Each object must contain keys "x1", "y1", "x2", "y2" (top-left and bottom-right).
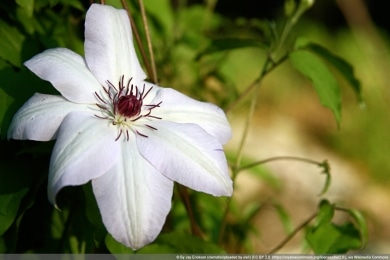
[
  {"x1": 284, "y1": 0, "x2": 296, "y2": 17},
  {"x1": 300, "y1": 0, "x2": 315, "y2": 11}
]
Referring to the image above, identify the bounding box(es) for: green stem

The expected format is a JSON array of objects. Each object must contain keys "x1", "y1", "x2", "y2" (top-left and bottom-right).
[
  {"x1": 177, "y1": 185, "x2": 204, "y2": 239},
  {"x1": 225, "y1": 54, "x2": 288, "y2": 114},
  {"x1": 138, "y1": 0, "x2": 158, "y2": 84},
  {"x1": 238, "y1": 156, "x2": 324, "y2": 172},
  {"x1": 218, "y1": 56, "x2": 273, "y2": 245},
  {"x1": 267, "y1": 212, "x2": 317, "y2": 254},
  {"x1": 120, "y1": 0, "x2": 153, "y2": 80}
]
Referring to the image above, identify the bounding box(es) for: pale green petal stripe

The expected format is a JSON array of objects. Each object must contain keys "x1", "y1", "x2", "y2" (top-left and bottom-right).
[
  {"x1": 137, "y1": 121, "x2": 233, "y2": 197},
  {"x1": 151, "y1": 88, "x2": 232, "y2": 145},
  {"x1": 85, "y1": 4, "x2": 146, "y2": 86},
  {"x1": 8, "y1": 93, "x2": 89, "y2": 141},
  {"x1": 25, "y1": 48, "x2": 101, "y2": 104},
  {"x1": 48, "y1": 111, "x2": 120, "y2": 204},
  {"x1": 92, "y1": 139, "x2": 173, "y2": 250}
]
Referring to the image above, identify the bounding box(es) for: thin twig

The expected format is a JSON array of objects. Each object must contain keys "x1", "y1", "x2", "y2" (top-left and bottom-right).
[
  {"x1": 225, "y1": 55, "x2": 288, "y2": 114},
  {"x1": 267, "y1": 212, "x2": 317, "y2": 254},
  {"x1": 219, "y1": 57, "x2": 272, "y2": 245},
  {"x1": 177, "y1": 185, "x2": 204, "y2": 239},
  {"x1": 120, "y1": 0, "x2": 153, "y2": 80},
  {"x1": 238, "y1": 156, "x2": 324, "y2": 172},
  {"x1": 138, "y1": 0, "x2": 158, "y2": 84}
]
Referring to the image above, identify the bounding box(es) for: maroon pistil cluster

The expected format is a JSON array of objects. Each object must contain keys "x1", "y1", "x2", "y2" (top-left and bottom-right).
[{"x1": 94, "y1": 76, "x2": 162, "y2": 141}]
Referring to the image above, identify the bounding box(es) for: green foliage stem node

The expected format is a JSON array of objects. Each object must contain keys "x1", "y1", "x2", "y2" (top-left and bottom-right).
[{"x1": 306, "y1": 200, "x2": 367, "y2": 254}]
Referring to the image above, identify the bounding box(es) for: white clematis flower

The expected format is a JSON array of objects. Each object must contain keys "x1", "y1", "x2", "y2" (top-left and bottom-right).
[{"x1": 7, "y1": 4, "x2": 232, "y2": 250}]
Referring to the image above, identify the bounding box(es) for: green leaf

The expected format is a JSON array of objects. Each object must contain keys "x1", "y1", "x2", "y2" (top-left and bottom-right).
[
  {"x1": 344, "y1": 209, "x2": 369, "y2": 248},
  {"x1": 143, "y1": 0, "x2": 174, "y2": 37},
  {"x1": 306, "y1": 200, "x2": 362, "y2": 253},
  {"x1": 105, "y1": 233, "x2": 134, "y2": 254},
  {"x1": 296, "y1": 39, "x2": 363, "y2": 104},
  {"x1": 197, "y1": 38, "x2": 266, "y2": 60},
  {"x1": 16, "y1": 0, "x2": 34, "y2": 17},
  {"x1": 318, "y1": 160, "x2": 331, "y2": 195},
  {"x1": 306, "y1": 222, "x2": 361, "y2": 254},
  {"x1": 138, "y1": 232, "x2": 225, "y2": 253},
  {"x1": 0, "y1": 86, "x2": 14, "y2": 137},
  {"x1": 316, "y1": 200, "x2": 334, "y2": 225},
  {"x1": 0, "y1": 158, "x2": 32, "y2": 235},
  {"x1": 274, "y1": 203, "x2": 294, "y2": 234},
  {"x1": 0, "y1": 21, "x2": 25, "y2": 67},
  {"x1": 290, "y1": 49, "x2": 342, "y2": 125}
]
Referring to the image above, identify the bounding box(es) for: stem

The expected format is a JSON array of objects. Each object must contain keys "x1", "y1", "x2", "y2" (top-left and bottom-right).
[
  {"x1": 177, "y1": 185, "x2": 204, "y2": 238},
  {"x1": 225, "y1": 54, "x2": 288, "y2": 114},
  {"x1": 218, "y1": 56, "x2": 272, "y2": 245},
  {"x1": 138, "y1": 0, "x2": 158, "y2": 84},
  {"x1": 238, "y1": 156, "x2": 324, "y2": 172},
  {"x1": 120, "y1": 0, "x2": 153, "y2": 80},
  {"x1": 267, "y1": 212, "x2": 317, "y2": 254},
  {"x1": 233, "y1": 57, "x2": 272, "y2": 172},
  {"x1": 57, "y1": 208, "x2": 74, "y2": 253}
]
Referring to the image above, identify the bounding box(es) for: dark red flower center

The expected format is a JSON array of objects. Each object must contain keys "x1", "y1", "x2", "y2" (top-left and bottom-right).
[{"x1": 116, "y1": 94, "x2": 142, "y2": 118}]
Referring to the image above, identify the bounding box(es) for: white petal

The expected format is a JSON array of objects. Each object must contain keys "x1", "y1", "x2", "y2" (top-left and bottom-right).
[
  {"x1": 24, "y1": 48, "x2": 101, "y2": 104},
  {"x1": 151, "y1": 88, "x2": 232, "y2": 144},
  {"x1": 85, "y1": 4, "x2": 146, "y2": 86},
  {"x1": 48, "y1": 111, "x2": 120, "y2": 204},
  {"x1": 137, "y1": 121, "x2": 233, "y2": 197},
  {"x1": 7, "y1": 93, "x2": 89, "y2": 141},
  {"x1": 92, "y1": 138, "x2": 173, "y2": 250}
]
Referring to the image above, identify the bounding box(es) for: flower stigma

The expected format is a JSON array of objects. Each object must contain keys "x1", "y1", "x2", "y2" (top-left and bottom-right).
[{"x1": 94, "y1": 75, "x2": 162, "y2": 141}]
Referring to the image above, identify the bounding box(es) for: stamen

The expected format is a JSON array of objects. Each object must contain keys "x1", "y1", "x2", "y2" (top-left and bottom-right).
[
  {"x1": 136, "y1": 130, "x2": 148, "y2": 138},
  {"x1": 143, "y1": 86, "x2": 153, "y2": 99},
  {"x1": 115, "y1": 129, "x2": 123, "y2": 141},
  {"x1": 94, "y1": 75, "x2": 163, "y2": 142},
  {"x1": 96, "y1": 103, "x2": 108, "y2": 110},
  {"x1": 126, "y1": 129, "x2": 130, "y2": 141},
  {"x1": 95, "y1": 92, "x2": 107, "y2": 104},
  {"x1": 94, "y1": 114, "x2": 109, "y2": 119},
  {"x1": 147, "y1": 115, "x2": 162, "y2": 120},
  {"x1": 131, "y1": 115, "x2": 143, "y2": 122},
  {"x1": 145, "y1": 124, "x2": 157, "y2": 130}
]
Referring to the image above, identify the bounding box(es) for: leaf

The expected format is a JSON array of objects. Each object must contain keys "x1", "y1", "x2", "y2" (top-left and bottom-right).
[
  {"x1": 306, "y1": 200, "x2": 362, "y2": 253},
  {"x1": 318, "y1": 160, "x2": 331, "y2": 195},
  {"x1": 315, "y1": 200, "x2": 334, "y2": 226},
  {"x1": 306, "y1": 222, "x2": 361, "y2": 254},
  {"x1": 105, "y1": 233, "x2": 134, "y2": 254},
  {"x1": 16, "y1": 0, "x2": 34, "y2": 17},
  {"x1": 296, "y1": 39, "x2": 363, "y2": 104},
  {"x1": 274, "y1": 203, "x2": 294, "y2": 234},
  {"x1": 290, "y1": 49, "x2": 342, "y2": 125},
  {"x1": 0, "y1": 153, "x2": 33, "y2": 236},
  {"x1": 197, "y1": 38, "x2": 266, "y2": 60},
  {"x1": 138, "y1": 232, "x2": 225, "y2": 254},
  {"x1": 0, "y1": 21, "x2": 25, "y2": 67},
  {"x1": 344, "y1": 209, "x2": 369, "y2": 248}
]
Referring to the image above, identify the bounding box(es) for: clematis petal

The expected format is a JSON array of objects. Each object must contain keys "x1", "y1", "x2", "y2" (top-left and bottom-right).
[
  {"x1": 92, "y1": 137, "x2": 173, "y2": 250},
  {"x1": 137, "y1": 121, "x2": 233, "y2": 197},
  {"x1": 48, "y1": 111, "x2": 120, "y2": 204},
  {"x1": 151, "y1": 88, "x2": 232, "y2": 144},
  {"x1": 24, "y1": 48, "x2": 101, "y2": 104},
  {"x1": 7, "y1": 93, "x2": 89, "y2": 141},
  {"x1": 85, "y1": 4, "x2": 146, "y2": 85}
]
